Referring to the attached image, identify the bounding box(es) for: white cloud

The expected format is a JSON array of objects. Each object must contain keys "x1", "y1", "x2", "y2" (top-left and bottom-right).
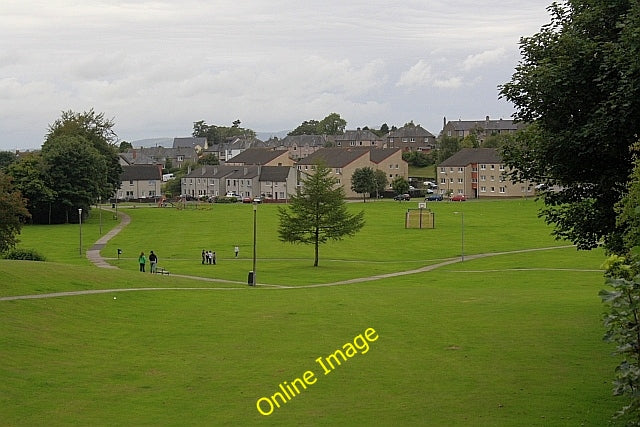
[
  {"x1": 463, "y1": 48, "x2": 507, "y2": 71},
  {"x1": 396, "y1": 60, "x2": 433, "y2": 88}
]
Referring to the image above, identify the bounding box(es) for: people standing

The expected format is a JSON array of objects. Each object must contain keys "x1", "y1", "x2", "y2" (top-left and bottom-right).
[
  {"x1": 202, "y1": 249, "x2": 206, "y2": 265},
  {"x1": 234, "y1": 246, "x2": 239, "y2": 258},
  {"x1": 208, "y1": 250, "x2": 213, "y2": 265},
  {"x1": 138, "y1": 252, "x2": 146, "y2": 272},
  {"x1": 149, "y1": 251, "x2": 158, "y2": 274},
  {"x1": 212, "y1": 251, "x2": 217, "y2": 265}
]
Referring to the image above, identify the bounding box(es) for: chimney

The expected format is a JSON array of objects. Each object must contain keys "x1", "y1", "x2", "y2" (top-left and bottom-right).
[
  {"x1": 443, "y1": 116, "x2": 447, "y2": 128},
  {"x1": 486, "y1": 115, "x2": 490, "y2": 122}
]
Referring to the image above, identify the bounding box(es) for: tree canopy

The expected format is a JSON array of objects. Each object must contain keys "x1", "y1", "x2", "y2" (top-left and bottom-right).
[
  {"x1": 192, "y1": 120, "x2": 256, "y2": 145},
  {"x1": 0, "y1": 172, "x2": 31, "y2": 253},
  {"x1": 499, "y1": 0, "x2": 640, "y2": 252},
  {"x1": 277, "y1": 163, "x2": 364, "y2": 266},
  {"x1": 351, "y1": 167, "x2": 376, "y2": 202},
  {"x1": 288, "y1": 113, "x2": 347, "y2": 136}
]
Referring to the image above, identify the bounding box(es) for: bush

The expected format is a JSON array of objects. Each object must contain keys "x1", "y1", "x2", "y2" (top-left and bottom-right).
[{"x1": 2, "y1": 248, "x2": 46, "y2": 261}]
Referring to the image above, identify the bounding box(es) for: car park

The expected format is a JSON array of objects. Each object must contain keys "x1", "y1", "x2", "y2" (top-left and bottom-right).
[
  {"x1": 450, "y1": 194, "x2": 467, "y2": 201},
  {"x1": 393, "y1": 193, "x2": 411, "y2": 201},
  {"x1": 426, "y1": 194, "x2": 443, "y2": 201}
]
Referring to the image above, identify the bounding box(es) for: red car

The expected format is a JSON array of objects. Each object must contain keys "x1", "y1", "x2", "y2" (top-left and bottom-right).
[{"x1": 450, "y1": 194, "x2": 467, "y2": 201}]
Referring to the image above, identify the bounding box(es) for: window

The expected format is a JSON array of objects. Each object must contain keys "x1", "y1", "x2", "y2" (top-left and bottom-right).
[
  {"x1": 395, "y1": 164, "x2": 399, "y2": 169},
  {"x1": 458, "y1": 178, "x2": 463, "y2": 184},
  {"x1": 500, "y1": 187, "x2": 506, "y2": 193},
  {"x1": 447, "y1": 131, "x2": 451, "y2": 137},
  {"x1": 449, "y1": 178, "x2": 454, "y2": 183},
  {"x1": 350, "y1": 141, "x2": 356, "y2": 146},
  {"x1": 440, "y1": 178, "x2": 446, "y2": 184},
  {"x1": 458, "y1": 167, "x2": 464, "y2": 172},
  {"x1": 177, "y1": 155, "x2": 184, "y2": 162},
  {"x1": 449, "y1": 167, "x2": 454, "y2": 172},
  {"x1": 480, "y1": 186, "x2": 487, "y2": 192},
  {"x1": 490, "y1": 165, "x2": 495, "y2": 170},
  {"x1": 337, "y1": 142, "x2": 342, "y2": 147},
  {"x1": 480, "y1": 175, "x2": 486, "y2": 181},
  {"x1": 335, "y1": 168, "x2": 342, "y2": 174},
  {"x1": 499, "y1": 164, "x2": 505, "y2": 171},
  {"x1": 490, "y1": 176, "x2": 495, "y2": 181},
  {"x1": 480, "y1": 164, "x2": 486, "y2": 170},
  {"x1": 402, "y1": 138, "x2": 408, "y2": 142},
  {"x1": 410, "y1": 137, "x2": 415, "y2": 142},
  {"x1": 293, "y1": 145, "x2": 297, "y2": 150},
  {"x1": 440, "y1": 167, "x2": 445, "y2": 173},
  {"x1": 129, "y1": 180, "x2": 133, "y2": 185},
  {"x1": 490, "y1": 187, "x2": 495, "y2": 192}
]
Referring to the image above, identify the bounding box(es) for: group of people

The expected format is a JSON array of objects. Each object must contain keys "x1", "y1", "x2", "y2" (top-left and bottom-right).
[
  {"x1": 138, "y1": 250, "x2": 158, "y2": 273},
  {"x1": 202, "y1": 250, "x2": 217, "y2": 265}
]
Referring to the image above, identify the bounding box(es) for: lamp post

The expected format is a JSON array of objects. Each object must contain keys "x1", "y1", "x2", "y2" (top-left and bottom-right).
[
  {"x1": 78, "y1": 208, "x2": 83, "y2": 256},
  {"x1": 251, "y1": 201, "x2": 257, "y2": 286},
  {"x1": 98, "y1": 196, "x2": 102, "y2": 235},
  {"x1": 454, "y1": 211, "x2": 464, "y2": 262}
]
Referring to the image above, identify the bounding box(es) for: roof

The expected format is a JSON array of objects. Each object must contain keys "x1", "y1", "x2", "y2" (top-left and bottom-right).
[
  {"x1": 439, "y1": 148, "x2": 502, "y2": 167},
  {"x1": 279, "y1": 134, "x2": 328, "y2": 147},
  {"x1": 388, "y1": 124, "x2": 435, "y2": 139},
  {"x1": 184, "y1": 165, "x2": 242, "y2": 179},
  {"x1": 369, "y1": 148, "x2": 401, "y2": 164},
  {"x1": 445, "y1": 117, "x2": 521, "y2": 132},
  {"x1": 259, "y1": 166, "x2": 291, "y2": 182},
  {"x1": 173, "y1": 137, "x2": 206, "y2": 149},
  {"x1": 120, "y1": 164, "x2": 162, "y2": 181},
  {"x1": 226, "y1": 148, "x2": 288, "y2": 165},
  {"x1": 334, "y1": 129, "x2": 383, "y2": 142},
  {"x1": 296, "y1": 148, "x2": 370, "y2": 167}
]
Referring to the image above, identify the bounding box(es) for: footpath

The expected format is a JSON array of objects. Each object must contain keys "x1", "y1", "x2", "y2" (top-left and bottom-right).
[{"x1": 85, "y1": 208, "x2": 131, "y2": 269}]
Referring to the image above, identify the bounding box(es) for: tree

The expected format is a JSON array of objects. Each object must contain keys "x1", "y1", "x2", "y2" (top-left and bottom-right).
[
  {"x1": 45, "y1": 109, "x2": 122, "y2": 201},
  {"x1": 0, "y1": 172, "x2": 31, "y2": 253},
  {"x1": 41, "y1": 135, "x2": 107, "y2": 223},
  {"x1": 374, "y1": 169, "x2": 388, "y2": 198},
  {"x1": 391, "y1": 176, "x2": 409, "y2": 195},
  {"x1": 6, "y1": 153, "x2": 56, "y2": 224},
  {"x1": 0, "y1": 151, "x2": 17, "y2": 170},
  {"x1": 317, "y1": 113, "x2": 347, "y2": 135},
  {"x1": 499, "y1": 0, "x2": 640, "y2": 252},
  {"x1": 193, "y1": 120, "x2": 256, "y2": 145},
  {"x1": 351, "y1": 167, "x2": 377, "y2": 202},
  {"x1": 118, "y1": 141, "x2": 132, "y2": 152},
  {"x1": 198, "y1": 153, "x2": 219, "y2": 166},
  {"x1": 278, "y1": 164, "x2": 365, "y2": 267},
  {"x1": 437, "y1": 135, "x2": 461, "y2": 163},
  {"x1": 288, "y1": 120, "x2": 320, "y2": 136},
  {"x1": 599, "y1": 153, "x2": 640, "y2": 423}
]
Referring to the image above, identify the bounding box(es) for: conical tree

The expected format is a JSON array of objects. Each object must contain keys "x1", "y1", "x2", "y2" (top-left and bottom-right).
[{"x1": 278, "y1": 163, "x2": 365, "y2": 267}]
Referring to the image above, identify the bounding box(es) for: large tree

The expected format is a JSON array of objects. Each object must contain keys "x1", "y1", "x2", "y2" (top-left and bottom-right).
[
  {"x1": 288, "y1": 113, "x2": 347, "y2": 136},
  {"x1": 45, "y1": 109, "x2": 122, "y2": 201},
  {"x1": 499, "y1": 0, "x2": 640, "y2": 252},
  {"x1": 6, "y1": 153, "x2": 56, "y2": 224},
  {"x1": 351, "y1": 167, "x2": 376, "y2": 202},
  {"x1": 0, "y1": 172, "x2": 31, "y2": 253},
  {"x1": 41, "y1": 135, "x2": 108, "y2": 223},
  {"x1": 193, "y1": 120, "x2": 256, "y2": 145},
  {"x1": 277, "y1": 163, "x2": 365, "y2": 267}
]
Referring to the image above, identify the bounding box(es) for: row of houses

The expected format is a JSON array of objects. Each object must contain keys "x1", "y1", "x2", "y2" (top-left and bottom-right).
[{"x1": 117, "y1": 116, "x2": 529, "y2": 201}]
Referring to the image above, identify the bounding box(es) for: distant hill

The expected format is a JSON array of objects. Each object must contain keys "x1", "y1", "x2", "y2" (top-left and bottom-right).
[{"x1": 256, "y1": 130, "x2": 290, "y2": 141}]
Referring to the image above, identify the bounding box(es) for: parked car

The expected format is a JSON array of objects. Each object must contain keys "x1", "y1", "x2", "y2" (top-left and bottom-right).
[
  {"x1": 253, "y1": 196, "x2": 263, "y2": 203},
  {"x1": 393, "y1": 193, "x2": 411, "y2": 201},
  {"x1": 426, "y1": 194, "x2": 443, "y2": 201},
  {"x1": 450, "y1": 194, "x2": 467, "y2": 201}
]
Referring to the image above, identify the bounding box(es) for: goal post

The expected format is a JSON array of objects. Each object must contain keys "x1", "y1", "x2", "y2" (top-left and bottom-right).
[{"x1": 405, "y1": 207, "x2": 435, "y2": 229}]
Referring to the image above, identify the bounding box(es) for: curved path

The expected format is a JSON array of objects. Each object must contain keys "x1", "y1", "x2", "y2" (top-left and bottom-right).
[{"x1": 1, "y1": 208, "x2": 584, "y2": 301}]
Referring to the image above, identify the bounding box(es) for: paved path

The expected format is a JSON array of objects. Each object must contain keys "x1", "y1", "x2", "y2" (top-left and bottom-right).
[
  {"x1": 86, "y1": 208, "x2": 131, "y2": 269},
  {"x1": 0, "y1": 207, "x2": 584, "y2": 301}
]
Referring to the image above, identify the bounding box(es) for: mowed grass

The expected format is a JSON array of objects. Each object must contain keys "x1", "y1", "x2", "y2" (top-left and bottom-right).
[{"x1": 0, "y1": 199, "x2": 625, "y2": 425}]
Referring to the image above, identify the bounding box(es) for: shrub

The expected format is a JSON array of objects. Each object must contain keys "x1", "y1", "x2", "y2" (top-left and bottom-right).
[{"x1": 2, "y1": 248, "x2": 46, "y2": 261}]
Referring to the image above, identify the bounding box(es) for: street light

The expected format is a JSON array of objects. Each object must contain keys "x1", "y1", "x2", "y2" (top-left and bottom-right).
[
  {"x1": 78, "y1": 208, "x2": 83, "y2": 256},
  {"x1": 454, "y1": 211, "x2": 464, "y2": 262},
  {"x1": 98, "y1": 196, "x2": 102, "y2": 235},
  {"x1": 250, "y1": 201, "x2": 257, "y2": 286}
]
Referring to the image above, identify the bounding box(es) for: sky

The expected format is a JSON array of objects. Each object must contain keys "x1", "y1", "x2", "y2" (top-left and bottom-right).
[{"x1": 0, "y1": 0, "x2": 553, "y2": 151}]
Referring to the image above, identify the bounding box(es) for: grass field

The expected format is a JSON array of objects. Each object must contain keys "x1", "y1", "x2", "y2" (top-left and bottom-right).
[{"x1": 0, "y1": 198, "x2": 626, "y2": 425}]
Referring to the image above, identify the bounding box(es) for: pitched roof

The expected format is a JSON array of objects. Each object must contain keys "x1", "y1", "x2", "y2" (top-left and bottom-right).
[
  {"x1": 279, "y1": 134, "x2": 328, "y2": 147},
  {"x1": 226, "y1": 148, "x2": 288, "y2": 165},
  {"x1": 445, "y1": 117, "x2": 521, "y2": 132},
  {"x1": 439, "y1": 148, "x2": 502, "y2": 167},
  {"x1": 120, "y1": 164, "x2": 162, "y2": 181},
  {"x1": 173, "y1": 137, "x2": 206, "y2": 149},
  {"x1": 296, "y1": 148, "x2": 369, "y2": 167},
  {"x1": 369, "y1": 148, "x2": 401, "y2": 164},
  {"x1": 388, "y1": 124, "x2": 435, "y2": 138},
  {"x1": 259, "y1": 166, "x2": 291, "y2": 182},
  {"x1": 334, "y1": 129, "x2": 383, "y2": 142},
  {"x1": 184, "y1": 164, "x2": 242, "y2": 179}
]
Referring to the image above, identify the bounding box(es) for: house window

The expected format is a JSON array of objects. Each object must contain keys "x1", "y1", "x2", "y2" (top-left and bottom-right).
[
  {"x1": 337, "y1": 142, "x2": 342, "y2": 147},
  {"x1": 458, "y1": 167, "x2": 464, "y2": 172},
  {"x1": 129, "y1": 180, "x2": 133, "y2": 185},
  {"x1": 293, "y1": 146, "x2": 297, "y2": 150},
  {"x1": 410, "y1": 138, "x2": 415, "y2": 142},
  {"x1": 247, "y1": 180, "x2": 251, "y2": 187},
  {"x1": 177, "y1": 155, "x2": 184, "y2": 161},
  {"x1": 226, "y1": 179, "x2": 231, "y2": 186},
  {"x1": 490, "y1": 165, "x2": 495, "y2": 170},
  {"x1": 350, "y1": 141, "x2": 356, "y2": 146},
  {"x1": 499, "y1": 164, "x2": 505, "y2": 171},
  {"x1": 480, "y1": 175, "x2": 486, "y2": 181},
  {"x1": 402, "y1": 138, "x2": 408, "y2": 142},
  {"x1": 458, "y1": 178, "x2": 463, "y2": 184},
  {"x1": 480, "y1": 164, "x2": 486, "y2": 170},
  {"x1": 440, "y1": 167, "x2": 445, "y2": 173},
  {"x1": 500, "y1": 187, "x2": 506, "y2": 193},
  {"x1": 449, "y1": 178, "x2": 454, "y2": 183},
  {"x1": 389, "y1": 137, "x2": 394, "y2": 143},
  {"x1": 395, "y1": 164, "x2": 399, "y2": 169},
  {"x1": 440, "y1": 178, "x2": 446, "y2": 184},
  {"x1": 481, "y1": 186, "x2": 487, "y2": 193},
  {"x1": 491, "y1": 187, "x2": 495, "y2": 192},
  {"x1": 335, "y1": 168, "x2": 342, "y2": 174},
  {"x1": 490, "y1": 176, "x2": 495, "y2": 181},
  {"x1": 447, "y1": 131, "x2": 452, "y2": 137}
]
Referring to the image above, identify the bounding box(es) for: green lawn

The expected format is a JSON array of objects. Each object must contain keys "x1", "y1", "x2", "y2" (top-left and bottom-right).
[{"x1": 0, "y1": 199, "x2": 626, "y2": 425}]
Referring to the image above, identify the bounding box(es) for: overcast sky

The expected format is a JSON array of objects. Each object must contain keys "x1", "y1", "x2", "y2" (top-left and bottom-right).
[{"x1": 0, "y1": 0, "x2": 553, "y2": 151}]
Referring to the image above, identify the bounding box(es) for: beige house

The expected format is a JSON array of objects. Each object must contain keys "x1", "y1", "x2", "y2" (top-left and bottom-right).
[
  {"x1": 441, "y1": 116, "x2": 525, "y2": 144},
  {"x1": 117, "y1": 164, "x2": 163, "y2": 200},
  {"x1": 296, "y1": 148, "x2": 408, "y2": 198},
  {"x1": 225, "y1": 148, "x2": 294, "y2": 167},
  {"x1": 387, "y1": 123, "x2": 437, "y2": 152},
  {"x1": 273, "y1": 134, "x2": 327, "y2": 160},
  {"x1": 437, "y1": 148, "x2": 534, "y2": 199},
  {"x1": 331, "y1": 129, "x2": 384, "y2": 148}
]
